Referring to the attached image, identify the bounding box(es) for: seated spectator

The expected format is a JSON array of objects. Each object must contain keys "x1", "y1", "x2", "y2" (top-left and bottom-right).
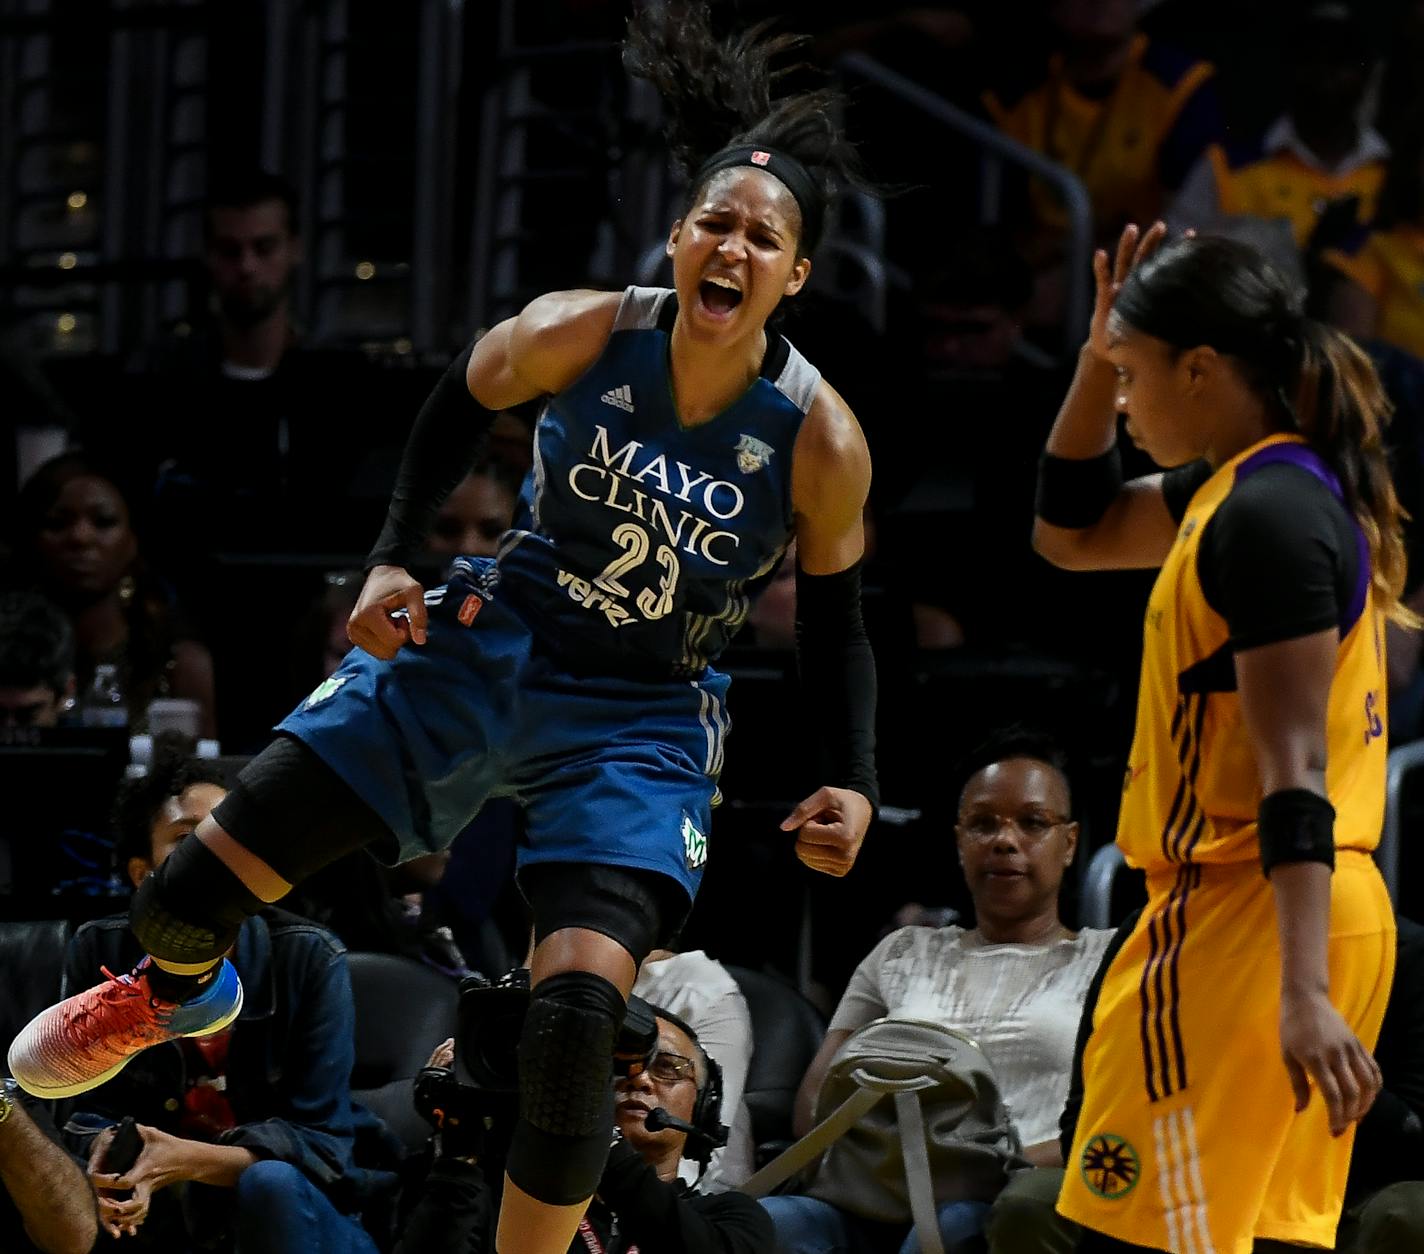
[
  {"x1": 1327, "y1": 123, "x2": 1424, "y2": 360},
  {"x1": 425, "y1": 461, "x2": 521, "y2": 568},
  {"x1": 395, "y1": 1008, "x2": 774, "y2": 1254},
  {"x1": 983, "y1": 0, "x2": 1220, "y2": 263},
  {"x1": 56, "y1": 737, "x2": 391, "y2": 1251},
  {"x1": 130, "y1": 169, "x2": 404, "y2": 567},
  {"x1": 762, "y1": 728, "x2": 1112, "y2": 1254},
  {"x1": 1168, "y1": 2, "x2": 1387, "y2": 286},
  {"x1": 986, "y1": 914, "x2": 1424, "y2": 1254},
  {"x1": 0, "y1": 1079, "x2": 97, "y2": 1254},
  {"x1": 878, "y1": 234, "x2": 1080, "y2": 651},
  {"x1": 741, "y1": 539, "x2": 798, "y2": 650},
  {"x1": 9, "y1": 452, "x2": 216, "y2": 737},
  {"x1": 634, "y1": 946, "x2": 756, "y2": 1190},
  {"x1": 0, "y1": 589, "x2": 76, "y2": 730}
]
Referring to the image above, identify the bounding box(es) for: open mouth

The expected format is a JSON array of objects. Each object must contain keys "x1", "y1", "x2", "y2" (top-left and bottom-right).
[{"x1": 699, "y1": 276, "x2": 743, "y2": 318}]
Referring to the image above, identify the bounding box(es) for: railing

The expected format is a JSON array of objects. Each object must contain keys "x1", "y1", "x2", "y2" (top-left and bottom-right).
[{"x1": 835, "y1": 52, "x2": 1093, "y2": 361}]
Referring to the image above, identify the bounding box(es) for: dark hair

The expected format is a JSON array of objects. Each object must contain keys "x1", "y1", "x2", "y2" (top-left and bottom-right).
[
  {"x1": 112, "y1": 732, "x2": 226, "y2": 872},
  {"x1": 955, "y1": 726, "x2": 1072, "y2": 813},
  {"x1": 206, "y1": 169, "x2": 299, "y2": 235},
  {"x1": 14, "y1": 451, "x2": 183, "y2": 708},
  {"x1": 622, "y1": 3, "x2": 863, "y2": 255},
  {"x1": 0, "y1": 589, "x2": 75, "y2": 693},
  {"x1": 1115, "y1": 235, "x2": 1412, "y2": 623},
  {"x1": 14, "y1": 450, "x2": 141, "y2": 547}
]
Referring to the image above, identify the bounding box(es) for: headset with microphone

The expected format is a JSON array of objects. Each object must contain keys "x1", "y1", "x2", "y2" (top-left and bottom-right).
[{"x1": 644, "y1": 1052, "x2": 728, "y2": 1169}]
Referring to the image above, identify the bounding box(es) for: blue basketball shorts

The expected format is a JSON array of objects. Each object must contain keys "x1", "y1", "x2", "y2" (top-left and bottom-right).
[{"x1": 276, "y1": 559, "x2": 729, "y2": 905}]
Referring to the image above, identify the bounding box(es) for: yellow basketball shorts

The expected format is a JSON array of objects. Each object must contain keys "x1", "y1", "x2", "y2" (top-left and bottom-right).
[{"x1": 1057, "y1": 850, "x2": 1394, "y2": 1254}]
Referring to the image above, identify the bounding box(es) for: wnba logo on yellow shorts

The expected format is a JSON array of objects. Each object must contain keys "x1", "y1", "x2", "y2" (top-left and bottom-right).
[{"x1": 1080, "y1": 1133, "x2": 1140, "y2": 1200}]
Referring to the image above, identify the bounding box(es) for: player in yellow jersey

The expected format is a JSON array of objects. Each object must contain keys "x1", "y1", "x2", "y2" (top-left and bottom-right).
[{"x1": 1031, "y1": 222, "x2": 1409, "y2": 1254}]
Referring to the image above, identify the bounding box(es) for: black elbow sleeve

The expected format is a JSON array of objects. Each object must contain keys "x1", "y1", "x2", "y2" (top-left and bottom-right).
[
  {"x1": 794, "y1": 561, "x2": 879, "y2": 810},
  {"x1": 366, "y1": 340, "x2": 495, "y2": 571}
]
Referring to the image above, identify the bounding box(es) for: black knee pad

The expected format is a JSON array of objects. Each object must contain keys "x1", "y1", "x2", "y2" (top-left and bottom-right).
[
  {"x1": 504, "y1": 970, "x2": 626, "y2": 1206},
  {"x1": 130, "y1": 837, "x2": 259, "y2": 965}
]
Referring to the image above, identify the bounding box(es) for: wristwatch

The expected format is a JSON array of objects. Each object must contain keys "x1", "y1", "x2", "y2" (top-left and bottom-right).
[{"x1": 0, "y1": 1079, "x2": 18, "y2": 1127}]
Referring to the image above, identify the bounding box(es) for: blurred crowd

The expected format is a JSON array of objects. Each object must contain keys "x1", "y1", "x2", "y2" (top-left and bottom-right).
[{"x1": 7, "y1": 2, "x2": 1424, "y2": 1252}]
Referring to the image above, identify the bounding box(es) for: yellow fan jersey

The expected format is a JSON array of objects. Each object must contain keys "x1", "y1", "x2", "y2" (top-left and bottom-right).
[
  {"x1": 1326, "y1": 224, "x2": 1424, "y2": 361},
  {"x1": 984, "y1": 34, "x2": 1217, "y2": 237}
]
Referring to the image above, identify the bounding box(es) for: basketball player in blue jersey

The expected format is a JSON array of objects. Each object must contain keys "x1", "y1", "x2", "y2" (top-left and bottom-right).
[{"x1": 10, "y1": 8, "x2": 877, "y2": 1253}]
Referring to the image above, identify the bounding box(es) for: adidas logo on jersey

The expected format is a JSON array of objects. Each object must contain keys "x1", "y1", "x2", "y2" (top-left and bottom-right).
[{"x1": 600, "y1": 384, "x2": 634, "y2": 413}]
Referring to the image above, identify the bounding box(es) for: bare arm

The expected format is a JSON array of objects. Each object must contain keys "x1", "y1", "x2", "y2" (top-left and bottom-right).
[
  {"x1": 1236, "y1": 631, "x2": 1383, "y2": 1136},
  {"x1": 791, "y1": 382, "x2": 871, "y2": 575},
  {"x1": 1031, "y1": 349, "x2": 1180, "y2": 571},
  {"x1": 0, "y1": 1101, "x2": 98, "y2": 1254},
  {"x1": 793, "y1": 1028, "x2": 852, "y2": 1139},
  {"x1": 1032, "y1": 223, "x2": 1181, "y2": 571},
  {"x1": 1022, "y1": 1139, "x2": 1064, "y2": 1168},
  {"x1": 467, "y1": 289, "x2": 622, "y2": 410}
]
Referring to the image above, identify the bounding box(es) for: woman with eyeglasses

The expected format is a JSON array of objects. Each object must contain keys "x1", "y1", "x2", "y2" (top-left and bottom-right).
[{"x1": 762, "y1": 728, "x2": 1112, "y2": 1254}]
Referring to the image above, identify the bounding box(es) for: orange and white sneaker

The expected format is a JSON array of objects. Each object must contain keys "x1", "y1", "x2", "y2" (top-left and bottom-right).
[{"x1": 7, "y1": 957, "x2": 243, "y2": 1099}]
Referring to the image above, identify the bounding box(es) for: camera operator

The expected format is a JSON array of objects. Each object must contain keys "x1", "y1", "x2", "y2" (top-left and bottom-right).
[{"x1": 397, "y1": 1008, "x2": 773, "y2": 1254}]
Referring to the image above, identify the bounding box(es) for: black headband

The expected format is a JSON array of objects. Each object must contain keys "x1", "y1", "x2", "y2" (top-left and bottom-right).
[{"x1": 691, "y1": 144, "x2": 825, "y2": 254}]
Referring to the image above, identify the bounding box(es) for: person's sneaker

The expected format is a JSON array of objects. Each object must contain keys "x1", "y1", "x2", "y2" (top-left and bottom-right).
[{"x1": 7, "y1": 958, "x2": 243, "y2": 1098}]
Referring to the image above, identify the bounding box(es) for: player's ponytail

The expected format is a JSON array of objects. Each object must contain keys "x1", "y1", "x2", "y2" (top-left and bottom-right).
[
  {"x1": 1291, "y1": 320, "x2": 1413, "y2": 625},
  {"x1": 621, "y1": 2, "x2": 863, "y2": 255},
  {"x1": 1115, "y1": 234, "x2": 1415, "y2": 625}
]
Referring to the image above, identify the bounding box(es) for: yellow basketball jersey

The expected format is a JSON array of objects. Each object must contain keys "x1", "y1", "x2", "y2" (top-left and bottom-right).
[{"x1": 1119, "y1": 434, "x2": 1386, "y2": 874}]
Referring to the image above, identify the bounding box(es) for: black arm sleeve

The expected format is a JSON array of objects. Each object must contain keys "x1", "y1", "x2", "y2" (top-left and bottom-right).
[
  {"x1": 1160, "y1": 460, "x2": 1212, "y2": 525},
  {"x1": 393, "y1": 1159, "x2": 492, "y2": 1254},
  {"x1": 1197, "y1": 465, "x2": 1361, "y2": 650},
  {"x1": 596, "y1": 1141, "x2": 776, "y2": 1254},
  {"x1": 365, "y1": 341, "x2": 494, "y2": 571},
  {"x1": 794, "y1": 562, "x2": 879, "y2": 810}
]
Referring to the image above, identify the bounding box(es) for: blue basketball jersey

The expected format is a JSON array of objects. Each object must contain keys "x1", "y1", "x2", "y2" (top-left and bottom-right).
[{"x1": 494, "y1": 286, "x2": 820, "y2": 679}]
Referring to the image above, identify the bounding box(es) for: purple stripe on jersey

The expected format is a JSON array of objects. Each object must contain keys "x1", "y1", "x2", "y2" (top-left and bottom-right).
[{"x1": 1235, "y1": 442, "x2": 1370, "y2": 634}]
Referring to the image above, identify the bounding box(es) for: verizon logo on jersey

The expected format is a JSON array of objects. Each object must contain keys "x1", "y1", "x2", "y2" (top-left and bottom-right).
[{"x1": 600, "y1": 384, "x2": 634, "y2": 413}]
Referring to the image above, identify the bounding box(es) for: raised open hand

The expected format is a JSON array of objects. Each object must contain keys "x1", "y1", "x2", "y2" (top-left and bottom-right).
[{"x1": 1087, "y1": 221, "x2": 1170, "y2": 360}]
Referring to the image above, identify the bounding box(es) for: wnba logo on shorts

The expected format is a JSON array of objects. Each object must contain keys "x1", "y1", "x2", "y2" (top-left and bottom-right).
[{"x1": 458, "y1": 594, "x2": 483, "y2": 626}]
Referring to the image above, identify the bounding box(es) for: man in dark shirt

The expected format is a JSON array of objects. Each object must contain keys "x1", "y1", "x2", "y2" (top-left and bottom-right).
[
  {"x1": 397, "y1": 1009, "x2": 774, "y2": 1254},
  {"x1": 0, "y1": 1079, "x2": 98, "y2": 1254}
]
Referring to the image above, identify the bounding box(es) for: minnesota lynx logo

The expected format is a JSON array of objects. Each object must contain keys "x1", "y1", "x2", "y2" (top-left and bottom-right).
[
  {"x1": 681, "y1": 813, "x2": 707, "y2": 870},
  {"x1": 734, "y1": 434, "x2": 774, "y2": 475},
  {"x1": 305, "y1": 674, "x2": 348, "y2": 709}
]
